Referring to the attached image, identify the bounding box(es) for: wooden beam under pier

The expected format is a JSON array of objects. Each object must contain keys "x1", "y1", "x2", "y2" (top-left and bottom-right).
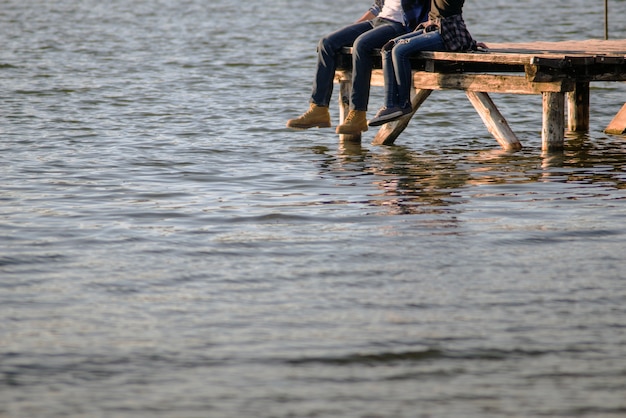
[
  {"x1": 372, "y1": 88, "x2": 433, "y2": 146},
  {"x1": 605, "y1": 103, "x2": 626, "y2": 135}
]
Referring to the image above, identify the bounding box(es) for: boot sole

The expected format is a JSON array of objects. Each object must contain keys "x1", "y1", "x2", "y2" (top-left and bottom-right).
[
  {"x1": 286, "y1": 122, "x2": 331, "y2": 130},
  {"x1": 336, "y1": 126, "x2": 368, "y2": 135},
  {"x1": 368, "y1": 111, "x2": 403, "y2": 127}
]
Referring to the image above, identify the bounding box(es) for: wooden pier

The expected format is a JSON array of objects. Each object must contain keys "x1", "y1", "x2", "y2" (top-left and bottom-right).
[{"x1": 335, "y1": 39, "x2": 626, "y2": 151}]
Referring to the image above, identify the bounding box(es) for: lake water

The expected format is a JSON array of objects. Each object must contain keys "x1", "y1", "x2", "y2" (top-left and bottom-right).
[{"x1": 1, "y1": 0, "x2": 626, "y2": 417}]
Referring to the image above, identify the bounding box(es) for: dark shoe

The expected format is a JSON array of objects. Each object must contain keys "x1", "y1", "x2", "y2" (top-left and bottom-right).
[
  {"x1": 286, "y1": 104, "x2": 331, "y2": 129},
  {"x1": 368, "y1": 103, "x2": 413, "y2": 127}
]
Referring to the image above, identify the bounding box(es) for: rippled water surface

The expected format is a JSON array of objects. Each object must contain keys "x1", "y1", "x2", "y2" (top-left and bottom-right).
[{"x1": 2, "y1": 0, "x2": 626, "y2": 417}]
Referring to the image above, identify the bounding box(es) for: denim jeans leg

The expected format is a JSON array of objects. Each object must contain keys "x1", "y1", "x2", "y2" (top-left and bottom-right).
[
  {"x1": 382, "y1": 30, "x2": 422, "y2": 107},
  {"x1": 351, "y1": 19, "x2": 406, "y2": 111},
  {"x1": 311, "y1": 21, "x2": 374, "y2": 107},
  {"x1": 392, "y1": 31, "x2": 445, "y2": 107},
  {"x1": 381, "y1": 48, "x2": 398, "y2": 108}
]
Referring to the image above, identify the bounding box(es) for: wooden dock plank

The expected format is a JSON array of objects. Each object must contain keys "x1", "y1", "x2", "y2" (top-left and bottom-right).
[
  {"x1": 370, "y1": 72, "x2": 574, "y2": 95},
  {"x1": 486, "y1": 39, "x2": 626, "y2": 56}
]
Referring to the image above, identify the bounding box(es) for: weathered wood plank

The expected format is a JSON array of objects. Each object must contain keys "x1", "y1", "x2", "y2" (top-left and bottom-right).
[
  {"x1": 372, "y1": 89, "x2": 433, "y2": 146},
  {"x1": 486, "y1": 40, "x2": 626, "y2": 55},
  {"x1": 466, "y1": 91, "x2": 522, "y2": 151},
  {"x1": 369, "y1": 71, "x2": 574, "y2": 94},
  {"x1": 419, "y1": 40, "x2": 626, "y2": 65},
  {"x1": 605, "y1": 103, "x2": 626, "y2": 135},
  {"x1": 342, "y1": 40, "x2": 626, "y2": 65}
]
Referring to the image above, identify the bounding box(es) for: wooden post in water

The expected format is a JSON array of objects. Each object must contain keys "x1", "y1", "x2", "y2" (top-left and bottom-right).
[
  {"x1": 466, "y1": 91, "x2": 522, "y2": 151},
  {"x1": 337, "y1": 71, "x2": 361, "y2": 142},
  {"x1": 542, "y1": 92, "x2": 565, "y2": 150},
  {"x1": 567, "y1": 82, "x2": 590, "y2": 131}
]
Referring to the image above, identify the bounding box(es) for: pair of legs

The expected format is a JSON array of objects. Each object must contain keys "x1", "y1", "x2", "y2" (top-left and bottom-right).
[
  {"x1": 382, "y1": 29, "x2": 445, "y2": 108},
  {"x1": 312, "y1": 17, "x2": 406, "y2": 111},
  {"x1": 368, "y1": 29, "x2": 444, "y2": 126}
]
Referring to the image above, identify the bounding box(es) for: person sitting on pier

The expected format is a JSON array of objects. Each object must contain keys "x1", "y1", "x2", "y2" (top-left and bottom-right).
[
  {"x1": 368, "y1": 0, "x2": 479, "y2": 127},
  {"x1": 286, "y1": 0, "x2": 430, "y2": 135}
]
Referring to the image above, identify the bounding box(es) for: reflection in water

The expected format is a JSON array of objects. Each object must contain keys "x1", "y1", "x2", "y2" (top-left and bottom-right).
[
  {"x1": 337, "y1": 138, "x2": 364, "y2": 157},
  {"x1": 313, "y1": 133, "x2": 626, "y2": 218},
  {"x1": 367, "y1": 146, "x2": 468, "y2": 216},
  {"x1": 541, "y1": 132, "x2": 626, "y2": 189},
  {"x1": 313, "y1": 140, "x2": 469, "y2": 217},
  {"x1": 461, "y1": 132, "x2": 626, "y2": 188}
]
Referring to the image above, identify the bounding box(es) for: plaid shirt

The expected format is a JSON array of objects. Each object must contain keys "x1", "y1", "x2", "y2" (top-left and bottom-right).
[{"x1": 433, "y1": 14, "x2": 476, "y2": 52}]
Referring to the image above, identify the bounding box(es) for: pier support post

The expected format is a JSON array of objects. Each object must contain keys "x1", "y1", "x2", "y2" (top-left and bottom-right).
[
  {"x1": 605, "y1": 103, "x2": 626, "y2": 135},
  {"x1": 567, "y1": 82, "x2": 590, "y2": 132},
  {"x1": 542, "y1": 92, "x2": 565, "y2": 151},
  {"x1": 337, "y1": 72, "x2": 361, "y2": 142},
  {"x1": 372, "y1": 88, "x2": 433, "y2": 146},
  {"x1": 466, "y1": 91, "x2": 522, "y2": 151}
]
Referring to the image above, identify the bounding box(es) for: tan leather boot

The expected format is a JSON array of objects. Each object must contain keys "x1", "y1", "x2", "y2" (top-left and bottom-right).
[
  {"x1": 286, "y1": 104, "x2": 331, "y2": 129},
  {"x1": 336, "y1": 110, "x2": 368, "y2": 135}
]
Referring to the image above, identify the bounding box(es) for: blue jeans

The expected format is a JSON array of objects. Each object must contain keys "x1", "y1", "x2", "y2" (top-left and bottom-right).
[
  {"x1": 311, "y1": 18, "x2": 407, "y2": 111},
  {"x1": 382, "y1": 29, "x2": 445, "y2": 108}
]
